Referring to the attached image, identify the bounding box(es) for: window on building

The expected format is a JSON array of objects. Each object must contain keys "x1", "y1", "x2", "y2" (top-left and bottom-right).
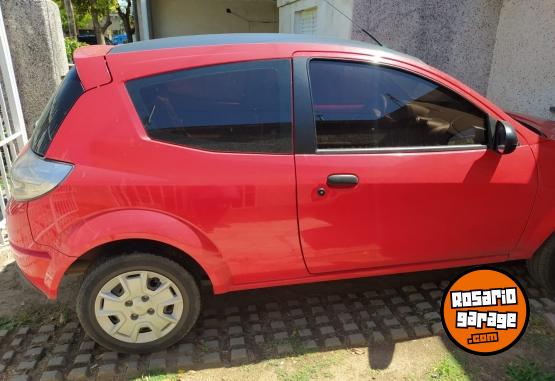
[
  {"x1": 126, "y1": 60, "x2": 293, "y2": 154},
  {"x1": 295, "y1": 7, "x2": 317, "y2": 35},
  {"x1": 308, "y1": 60, "x2": 487, "y2": 150}
]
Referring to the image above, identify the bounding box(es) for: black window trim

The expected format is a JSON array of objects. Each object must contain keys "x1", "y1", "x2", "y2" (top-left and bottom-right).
[
  {"x1": 295, "y1": 56, "x2": 493, "y2": 155},
  {"x1": 31, "y1": 67, "x2": 84, "y2": 156},
  {"x1": 125, "y1": 58, "x2": 295, "y2": 155},
  {"x1": 317, "y1": 144, "x2": 487, "y2": 155}
]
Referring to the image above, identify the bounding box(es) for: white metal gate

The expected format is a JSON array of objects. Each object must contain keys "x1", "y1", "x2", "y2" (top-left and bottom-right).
[{"x1": 0, "y1": 5, "x2": 28, "y2": 243}]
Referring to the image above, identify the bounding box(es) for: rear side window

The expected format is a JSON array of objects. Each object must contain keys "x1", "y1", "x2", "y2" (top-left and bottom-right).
[
  {"x1": 309, "y1": 60, "x2": 487, "y2": 150},
  {"x1": 126, "y1": 60, "x2": 292, "y2": 154},
  {"x1": 31, "y1": 67, "x2": 84, "y2": 156}
]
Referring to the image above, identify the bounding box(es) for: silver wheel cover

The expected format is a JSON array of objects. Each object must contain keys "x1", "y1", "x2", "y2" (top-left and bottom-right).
[{"x1": 94, "y1": 270, "x2": 184, "y2": 344}]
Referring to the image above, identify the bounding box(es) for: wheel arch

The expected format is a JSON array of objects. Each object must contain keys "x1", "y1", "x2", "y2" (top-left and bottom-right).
[
  {"x1": 58, "y1": 209, "x2": 233, "y2": 294},
  {"x1": 67, "y1": 238, "x2": 213, "y2": 289}
]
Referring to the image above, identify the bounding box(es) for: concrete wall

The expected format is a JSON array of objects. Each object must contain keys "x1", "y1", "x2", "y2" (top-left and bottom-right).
[
  {"x1": 149, "y1": 0, "x2": 278, "y2": 38},
  {"x1": 486, "y1": 0, "x2": 555, "y2": 120},
  {"x1": 1, "y1": 0, "x2": 68, "y2": 135},
  {"x1": 351, "y1": 0, "x2": 502, "y2": 95},
  {"x1": 278, "y1": 0, "x2": 352, "y2": 38}
]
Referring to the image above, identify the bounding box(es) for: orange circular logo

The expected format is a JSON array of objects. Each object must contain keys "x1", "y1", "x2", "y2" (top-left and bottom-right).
[{"x1": 441, "y1": 267, "x2": 529, "y2": 355}]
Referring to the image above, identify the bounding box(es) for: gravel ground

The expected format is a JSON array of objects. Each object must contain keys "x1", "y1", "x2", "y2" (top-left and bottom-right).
[{"x1": 0, "y1": 248, "x2": 554, "y2": 381}]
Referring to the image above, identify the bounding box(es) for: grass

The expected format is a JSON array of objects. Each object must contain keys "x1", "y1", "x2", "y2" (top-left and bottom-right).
[
  {"x1": 132, "y1": 370, "x2": 182, "y2": 381},
  {"x1": 198, "y1": 342, "x2": 209, "y2": 353},
  {"x1": 275, "y1": 355, "x2": 334, "y2": 381},
  {"x1": 528, "y1": 314, "x2": 553, "y2": 333},
  {"x1": 506, "y1": 359, "x2": 555, "y2": 381},
  {"x1": 0, "y1": 304, "x2": 72, "y2": 330},
  {"x1": 427, "y1": 356, "x2": 469, "y2": 381},
  {"x1": 287, "y1": 330, "x2": 319, "y2": 356},
  {"x1": 262, "y1": 331, "x2": 315, "y2": 357},
  {"x1": 516, "y1": 313, "x2": 555, "y2": 356}
]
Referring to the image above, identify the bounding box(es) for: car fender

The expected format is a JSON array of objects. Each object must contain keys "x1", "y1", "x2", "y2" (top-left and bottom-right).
[
  {"x1": 513, "y1": 200, "x2": 555, "y2": 260},
  {"x1": 62, "y1": 208, "x2": 232, "y2": 293},
  {"x1": 513, "y1": 141, "x2": 555, "y2": 259}
]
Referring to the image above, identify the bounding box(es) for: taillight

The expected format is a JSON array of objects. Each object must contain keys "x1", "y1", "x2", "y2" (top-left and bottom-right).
[{"x1": 8, "y1": 148, "x2": 73, "y2": 201}]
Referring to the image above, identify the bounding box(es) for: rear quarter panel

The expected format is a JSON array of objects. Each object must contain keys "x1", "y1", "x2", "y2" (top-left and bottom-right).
[{"x1": 28, "y1": 55, "x2": 307, "y2": 293}]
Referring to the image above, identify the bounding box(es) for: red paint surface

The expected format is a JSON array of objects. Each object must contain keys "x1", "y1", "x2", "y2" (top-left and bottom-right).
[
  {"x1": 7, "y1": 40, "x2": 555, "y2": 299},
  {"x1": 508, "y1": 111, "x2": 555, "y2": 139},
  {"x1": 73, "y1": 44, "x2": 113, "y2": 90},
  {"x1": 296, "y1": 147, "x2": 537, "y2": 273}
]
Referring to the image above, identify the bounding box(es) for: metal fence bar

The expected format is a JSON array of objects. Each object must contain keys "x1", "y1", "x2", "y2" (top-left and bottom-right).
[
  {"x1": 0, "y1": 5, "x2": 27, "y2": 145},
  {"x1": 0, "y1": 5, "x2": 28, "y2": 244},
  {"x1": 0, "y1": 130, "x2": 20, "y2": 147}
]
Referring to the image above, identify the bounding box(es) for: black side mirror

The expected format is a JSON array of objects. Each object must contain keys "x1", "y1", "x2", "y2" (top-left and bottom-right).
[{"x1": 493, "y1": 121, "x2": 518, "y2": 154}]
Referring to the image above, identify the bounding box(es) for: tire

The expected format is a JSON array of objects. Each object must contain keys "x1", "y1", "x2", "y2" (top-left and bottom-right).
[
  {"x1": 527, "y1": 236, "x2": 555, "y2": 294},
  {"x1": 76, "y1": 252, "x2": 201, "y2": 353}
]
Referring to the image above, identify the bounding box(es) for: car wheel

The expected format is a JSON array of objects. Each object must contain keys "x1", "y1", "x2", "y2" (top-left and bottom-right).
[
  {"x1": 76, "y1": 252, "x2": 201, "y2": 353},
  {"x1": 528, "y1": 236, "x2": 555, "y2": 294}
]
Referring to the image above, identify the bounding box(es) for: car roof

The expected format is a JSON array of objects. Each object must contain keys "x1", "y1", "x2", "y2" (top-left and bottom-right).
[{"x1": 110, "y1": 33, "x2": 421, "y2": 63}]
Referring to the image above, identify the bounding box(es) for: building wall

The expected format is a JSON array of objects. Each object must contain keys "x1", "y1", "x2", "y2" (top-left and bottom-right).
[
  {"x1": 278, "y1": 0, "x2": 352, "y2": 38},
  {"x1": 142, "y1": 0, "x2": 554, "y2": 119},
  {"x1": 486, "y1": 0, "x2": 555, "y2": 120},
  {"x1": 1, "y1": 0, "x2": 68, "y2": 135},
  {"x1": 149, "y1": 0, "x2": 278, "y2": 38},
  {"x1": 351, "y1": 0, "x2": 502, "y2": 95}
]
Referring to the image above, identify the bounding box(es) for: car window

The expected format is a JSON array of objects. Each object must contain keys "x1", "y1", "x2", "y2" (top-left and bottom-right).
[
  {"x1": 31, "y1": 67, "x2": 84, "y2": 156},
  {"x1": 126, "y1": 59, "x2": 292, "y2": 154},
  {"x1": 308, "y1": 60, "x2": 487, "y2": 150}
]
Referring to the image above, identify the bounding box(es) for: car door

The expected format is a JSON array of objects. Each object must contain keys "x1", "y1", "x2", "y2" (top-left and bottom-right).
[
  {"x1": 293, "y1": 55, "x2": 537, "y2": 274},
  {"x1": 124, "y1": 59, "x2": 307, "y2": 284}
]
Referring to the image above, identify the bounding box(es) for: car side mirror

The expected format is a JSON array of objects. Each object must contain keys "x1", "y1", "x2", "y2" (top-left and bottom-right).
[{"x1": 493, "y1": 121, "x2": 518, "y2": 155}]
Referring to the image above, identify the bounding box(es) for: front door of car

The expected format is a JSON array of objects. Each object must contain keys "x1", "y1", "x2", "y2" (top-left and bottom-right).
[{"x1": 293, "y1": 56, "x2": 537, "y2": 274}]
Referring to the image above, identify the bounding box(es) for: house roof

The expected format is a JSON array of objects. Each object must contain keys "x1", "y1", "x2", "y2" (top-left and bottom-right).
[{"x1": 110, "y1": 33, "x2": 421, "y2": 63}]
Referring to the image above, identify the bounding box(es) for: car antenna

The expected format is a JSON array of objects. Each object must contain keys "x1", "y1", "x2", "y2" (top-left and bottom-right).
[{"x1": 322, "y1": 0, "x2": 383, "y2": 47}]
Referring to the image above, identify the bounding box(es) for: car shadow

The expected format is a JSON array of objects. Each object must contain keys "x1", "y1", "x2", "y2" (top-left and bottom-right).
[{"x1": 0, "y1": 256, "x2": 553, "y2": 380}]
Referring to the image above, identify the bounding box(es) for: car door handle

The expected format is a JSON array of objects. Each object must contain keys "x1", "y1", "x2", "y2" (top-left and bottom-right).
[{"x1": 327, "y1": 174, "x2": 359, "y2": 187}]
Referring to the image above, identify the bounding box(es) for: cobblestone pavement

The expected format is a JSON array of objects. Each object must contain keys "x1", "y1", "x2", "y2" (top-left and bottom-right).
[{"x1": 0, "y1": 262, "x2": 554, "y2": 381}]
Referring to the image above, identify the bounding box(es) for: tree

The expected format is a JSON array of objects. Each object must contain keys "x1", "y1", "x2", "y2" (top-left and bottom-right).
[
  {"x1": 74, "y1": 0, "x2": 116, "y2": 44},
  {"x1": 116, "y1": 0, "x2": 135, "y2": 42},
  {"x1": 54, "y1": 0, "x2": 92, "y2": 35},
  {"x1": 63, "y1": 0, "x2": 77, "y2": 38}
]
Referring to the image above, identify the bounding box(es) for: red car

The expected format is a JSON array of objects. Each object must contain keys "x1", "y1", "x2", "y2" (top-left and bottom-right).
[{"x1": 7, "y1": 34, "x2": 555, "y2": 353}]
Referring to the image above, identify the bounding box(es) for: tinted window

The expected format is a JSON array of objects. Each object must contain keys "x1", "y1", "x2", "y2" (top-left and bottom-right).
[
  {"x1": 31, "y1": 67, "x2": 84, "y2": 156},
  {"x1": 309, "y1": 60, "x2": 487, "y2": 150},
  {"x1": 127, "y1": 60, "x2": 292, "y2": 154}
]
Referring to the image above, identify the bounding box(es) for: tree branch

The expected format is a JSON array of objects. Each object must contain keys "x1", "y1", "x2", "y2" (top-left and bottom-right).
[
  {"x1": 116, "y1": 0, "x2": 131, "y2": 18},
  {"x1": 101, "y1": 15, "x2": 112, "y2": 33}
]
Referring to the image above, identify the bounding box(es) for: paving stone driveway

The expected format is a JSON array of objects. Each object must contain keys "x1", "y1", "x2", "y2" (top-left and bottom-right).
[{"x1": 0, "y1": 262, "x2": 554, "y2": 381}]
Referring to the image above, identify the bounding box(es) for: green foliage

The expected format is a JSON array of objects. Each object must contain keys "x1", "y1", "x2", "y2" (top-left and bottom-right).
[
  {"x1": 0, "y1": 305, "x2": 73, "y2": 330},
  {"x1": 131, "y1": 371, "x2": 180, "y2": 381},
  {"x1": 428, "y1": 356, "x2": 469, "y2": 381},
  {"x1": 73, "y1": 0, "x2": 117, "y2": 44},
  {"x1": 506, "y1": 359, "x2": 555, "y2": 381},
  {"x1": 53, "y1": 0, "x2": 92, "y2": 33},
  {"x1": 65, "y1": 37, "x2": 88, "y2": 63},
  {"x1": 72, "y1": 0, "x2": 117, "y2": 16},
  {"x1": 274, "y1": 354, "x2": 335, "y2": 381}
]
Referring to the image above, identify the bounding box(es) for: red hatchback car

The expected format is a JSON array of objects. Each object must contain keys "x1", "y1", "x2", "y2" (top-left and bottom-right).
[{"x1": 7, "y1": 34, "x2": 555, "y2": 353}]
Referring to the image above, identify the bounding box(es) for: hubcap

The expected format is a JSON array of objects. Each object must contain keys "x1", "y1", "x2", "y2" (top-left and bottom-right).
[{"x1": 94, "y1": 270, "x2": 184, "y2": 344}]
